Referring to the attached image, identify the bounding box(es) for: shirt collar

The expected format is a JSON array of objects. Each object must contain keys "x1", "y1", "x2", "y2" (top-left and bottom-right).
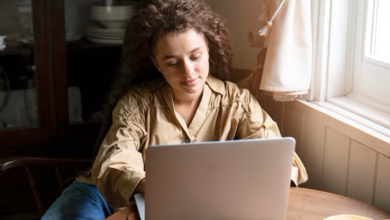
[
  {"x1": 139, "y1": 74, "x2": 225, "y2": 95},
  {"x1": 205, "y1": 75, "x2": 225, "y2": 95}
]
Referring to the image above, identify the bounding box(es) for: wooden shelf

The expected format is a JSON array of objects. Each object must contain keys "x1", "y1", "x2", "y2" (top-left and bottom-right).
[
  {"x1": 0, "y1": 45, "x2": 34, "y2": 56},
  {"x1": 66, "y1": 37, "x2": 122, "y2": 52},
  {"x1": 0, "y1": 38, "x2": 122, "y2": 55}
]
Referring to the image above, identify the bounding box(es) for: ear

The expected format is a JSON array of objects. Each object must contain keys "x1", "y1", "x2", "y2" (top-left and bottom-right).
[{"x1": 150, "y1": 55, "x2": 161, "y2": 72}]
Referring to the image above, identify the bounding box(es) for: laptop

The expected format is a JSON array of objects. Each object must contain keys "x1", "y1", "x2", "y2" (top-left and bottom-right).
[{"x1": 135, "y1": 137, "x2": 295, "y2": 220}]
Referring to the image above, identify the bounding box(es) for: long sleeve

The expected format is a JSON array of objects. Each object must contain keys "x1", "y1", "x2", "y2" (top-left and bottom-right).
[
  {"x1": 236, "y1": 91, "x2": 308, "y2": 185},
  {"x1": 91, "y1": 95, "x2": 147, "y2": 209}
]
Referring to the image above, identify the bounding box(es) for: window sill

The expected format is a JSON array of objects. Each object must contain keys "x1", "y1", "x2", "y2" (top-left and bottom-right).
[{"x1": 326, "y1": 96, "x2": 390, "y2": 136}]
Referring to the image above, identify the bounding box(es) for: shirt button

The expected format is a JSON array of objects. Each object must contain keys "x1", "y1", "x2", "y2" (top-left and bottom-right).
[{"x1": 185, "y1": 137, "x2": 191, "y2": 143}]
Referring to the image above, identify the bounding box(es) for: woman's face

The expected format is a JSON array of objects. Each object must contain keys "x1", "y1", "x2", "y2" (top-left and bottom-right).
[{"x1": 152, "y1": 28, "x2": 209, "y2": 100}]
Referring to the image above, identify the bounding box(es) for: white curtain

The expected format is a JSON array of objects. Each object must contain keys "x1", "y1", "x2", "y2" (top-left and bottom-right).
[{"x1": 249, "y1": 0, "x2": 312, "y2": 101}]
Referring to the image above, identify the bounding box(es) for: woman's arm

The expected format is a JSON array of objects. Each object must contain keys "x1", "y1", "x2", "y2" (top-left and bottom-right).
[
  {"x1": 236, "y1": 90, "x2": 308, "y2": 185},
  {"x1": 235, "y1": 90, "x2": 281, "y2": 139},
  {"x1": 91, "y1": 94, "x2": 148, "y2": 209}
]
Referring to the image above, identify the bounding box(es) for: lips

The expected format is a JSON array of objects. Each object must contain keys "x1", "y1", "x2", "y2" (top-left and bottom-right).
[{"x1": 181, "y1": 78, "x2": 198, "y2": 86}]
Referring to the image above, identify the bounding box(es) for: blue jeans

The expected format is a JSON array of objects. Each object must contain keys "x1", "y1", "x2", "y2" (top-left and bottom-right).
[{"x1": 41, "y1": 180, "x2": 112, "y2": 220}]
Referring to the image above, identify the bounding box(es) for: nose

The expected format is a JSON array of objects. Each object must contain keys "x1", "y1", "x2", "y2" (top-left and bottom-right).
[{"x1": 182, "y1": 60, "x2": 194, "y2": 78}]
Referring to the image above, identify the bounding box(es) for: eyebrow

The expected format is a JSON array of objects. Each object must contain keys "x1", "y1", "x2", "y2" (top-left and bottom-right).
[{"x1": 162, "y1": 47, "x2": 202, "y2": 60}]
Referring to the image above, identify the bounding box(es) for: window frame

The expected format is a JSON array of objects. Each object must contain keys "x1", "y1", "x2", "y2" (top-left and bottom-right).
[
  {"x1": 363, "y1": 0, "x2": 390, "y2": 69},
  {"x1": 306, "y1": 0, "x2": 390, "y2": 137},
  {"x1": 345, "y1": 0, "x2": 390, "y2": 114}
]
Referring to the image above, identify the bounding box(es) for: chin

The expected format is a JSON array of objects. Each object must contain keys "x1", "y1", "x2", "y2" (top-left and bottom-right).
[
  {"x1": 183, "y1": 82, "x2": 204, "y2": 93},
  {"x1": 182, "y1": 88, "x2": 201, "y2": 95}
]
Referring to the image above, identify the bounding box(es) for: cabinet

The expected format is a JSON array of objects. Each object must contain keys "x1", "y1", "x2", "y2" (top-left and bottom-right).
[
  {"x1": 0, "y1": 0, "x2": 147, "y2": 158},
  {"x1": 1, "y1": 0, "x2": 148, "y2": 218}
]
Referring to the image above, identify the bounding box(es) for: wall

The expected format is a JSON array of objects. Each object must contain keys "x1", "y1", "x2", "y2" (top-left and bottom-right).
[
  {"x1": 205, "y1": 0, "x2": 264, "y2": 70},
  {"x1": 258, "y1": 95, "x2": 390, "y2": 211},
  {"x1": 207, "y1": 0, "x2": 390, "y2": 211}
]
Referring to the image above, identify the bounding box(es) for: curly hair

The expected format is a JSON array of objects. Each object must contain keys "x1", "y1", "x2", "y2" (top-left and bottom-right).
[{"x1": 94, "y1": 0, "x2": 233, "y2": 153}]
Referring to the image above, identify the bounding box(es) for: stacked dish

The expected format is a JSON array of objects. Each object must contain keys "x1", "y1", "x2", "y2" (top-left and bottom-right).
[
  {"x1": 86, "y1": 1, "x2": 138, "y2": 45},
  {"x1": 86, "y1": 24, "x2": 125, "y2": 45}
]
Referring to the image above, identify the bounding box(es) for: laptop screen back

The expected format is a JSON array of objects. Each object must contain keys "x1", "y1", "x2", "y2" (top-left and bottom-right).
[{"x1": 145, "y1": 137, "x2": 295, "y2": 220}]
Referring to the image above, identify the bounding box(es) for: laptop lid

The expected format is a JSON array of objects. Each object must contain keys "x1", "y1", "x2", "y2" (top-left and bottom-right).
[{"x1": 144, "y1": 137, "x2": 295, "y2": 220}]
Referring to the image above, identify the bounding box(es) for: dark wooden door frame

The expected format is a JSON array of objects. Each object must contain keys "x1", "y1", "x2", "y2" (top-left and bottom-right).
[
  {"x1": 0, "y1": 0, "x2": 52, "y2": 147},
  {"x1": 47, "y1": 0, "x2": 68, "y2": 137}
]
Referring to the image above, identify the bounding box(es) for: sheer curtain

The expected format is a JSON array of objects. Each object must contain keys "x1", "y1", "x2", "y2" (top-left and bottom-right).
[{"x1": 248, "y1": 0, "x2": 312, "y2": 101}]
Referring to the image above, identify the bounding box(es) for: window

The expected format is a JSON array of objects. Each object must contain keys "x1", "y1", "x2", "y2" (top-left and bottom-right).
[
  {"x1": 309, "y1": 0, "x2": 390, "y2": 135},
  {"x1": 365, "y1": 0, "x2": 390, "y2": 67},
  {"x1": 345, "y1": 0, "x2": 390, "y2": 114}
]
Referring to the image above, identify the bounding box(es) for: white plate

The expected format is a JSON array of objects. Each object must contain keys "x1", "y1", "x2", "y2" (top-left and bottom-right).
[
  {"x1": 86, "y1": 28, "x2": 124, "y2": 36},
  {"x1": 323, "y1": 215, "x2": 371, "y2": 220},
  {"x1": 87, "y1": 37, "x2": 122, "y2": 45},
  {"x1": 85, "y1": 32, "x2": 123, "y2": 39},
  {"x1": 86, "y1": 25, "x2": 125, "y2": 34},
  {"x1": 91, "y1": 12, "x2": 134, "y2": 20},
  {"x1": 86, "y1": 33, "x2": 123, "y2": 40},
  {"x1": 99, "y1": 20, "x2": 127, "y2": 29},
  {"x1": 91, "y1": 8, "x2": 136, "y2": 13},
  {"x1": 91, "y1": 2, "x2": 139, "y2": 10},
  {"x1": 90, "y1": 5, "x2": 137, "y2": 20}
]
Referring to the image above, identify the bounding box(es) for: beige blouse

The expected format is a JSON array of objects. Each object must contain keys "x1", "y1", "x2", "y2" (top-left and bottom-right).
[{"x1": 89, "y1": 75, "x2": 308, "y2": 209}]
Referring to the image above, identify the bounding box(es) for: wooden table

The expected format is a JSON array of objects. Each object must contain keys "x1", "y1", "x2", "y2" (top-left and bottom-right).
[
  {"x1": 105, "y1": 187, "x2": 390, "y2": 220},
  {"x1": 287, "y1": 187, "x2": 390, "y2": 219}
]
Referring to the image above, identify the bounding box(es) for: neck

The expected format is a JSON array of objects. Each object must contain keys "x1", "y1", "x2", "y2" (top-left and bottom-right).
[
  {"x1": 172, "y1": 89, "x2": 203, "y2": 127},
  {"x1": 172, "y1": 88, "x2": 203, "y2": 106}
]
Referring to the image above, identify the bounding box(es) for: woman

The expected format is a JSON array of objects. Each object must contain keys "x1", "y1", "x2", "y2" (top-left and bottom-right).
[{"x1": 42, "y1": 0, "x2": 307, "y2": 219}]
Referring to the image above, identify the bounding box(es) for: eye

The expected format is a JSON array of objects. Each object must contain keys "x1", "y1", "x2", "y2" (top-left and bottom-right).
[
  {"x1": 166, "y1": 62, "x2": 177, "y2": 66},
  {"x1": 191, "y1": 53, "x2": 202, "y2": 60},
  {"x1": 165, "y1": 59, "x2": 178, "y2": 66}
]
